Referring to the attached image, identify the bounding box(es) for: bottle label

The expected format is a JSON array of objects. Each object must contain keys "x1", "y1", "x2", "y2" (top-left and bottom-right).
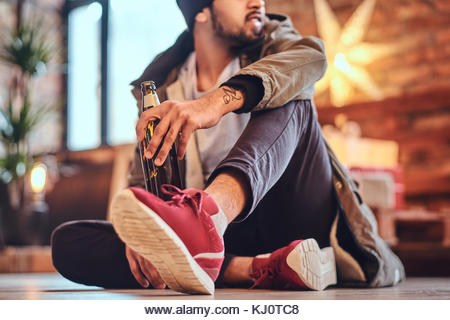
[{"x1": 143, "y1": 94, "x2": 159, "y2": 110}]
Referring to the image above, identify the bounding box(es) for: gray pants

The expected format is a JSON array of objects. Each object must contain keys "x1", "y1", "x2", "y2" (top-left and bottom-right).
[{"x1": 51, "y1": 100, "x2": 337, "y2": 289}]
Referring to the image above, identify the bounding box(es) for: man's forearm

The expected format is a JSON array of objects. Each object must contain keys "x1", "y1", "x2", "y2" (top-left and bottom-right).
[{"x1": 205, "y1": 86, "x2": 245, "y2": 117}]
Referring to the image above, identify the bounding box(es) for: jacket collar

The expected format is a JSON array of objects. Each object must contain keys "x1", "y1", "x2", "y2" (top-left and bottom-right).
[{"x1": 130, "y1": 14, "x2": 291, "y2": 91}]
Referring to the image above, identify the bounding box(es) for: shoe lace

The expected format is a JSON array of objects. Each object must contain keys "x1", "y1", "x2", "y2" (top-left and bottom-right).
[
  {"x1": 161, "y1": 184, "x2": 220, "y2": 240},
  {"x1": 160, "y1": 184, "x2": 203, "y2": 214},
  {"x1": 250, "y1": 256, "x2": 282, "y2": 289}
]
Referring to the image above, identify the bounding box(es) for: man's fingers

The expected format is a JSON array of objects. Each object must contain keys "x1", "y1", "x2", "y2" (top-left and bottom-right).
[
  {"x1": 177, "y1": 122, "x2": 196, "y2": 160},
  {"x1": 136, "y1": 108, "x2": 161, "y2": 142},
  {"x1": 145, "y1": 116, "x2": 171, "y2": 160},
  {"x1": 137, "y1": 257, "x2": 159, "y2": 288},
  {"x1": 154, "y1": 121, "x2": 183, "y2": 166},
  {"x1": 126, "y1": 247, "x2": 165, "y2": 289},
  {"x1": 126, "y1": 249, "x2": 150, "y2": 288},
  {"x1": 141, "y1": 259, "x2": 166, "y2": 289},
  {"x1": 134, "y1": 264, "x2": 150, "y2": 288}
]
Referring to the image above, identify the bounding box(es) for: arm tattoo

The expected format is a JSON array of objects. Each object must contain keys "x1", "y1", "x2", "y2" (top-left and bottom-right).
[{"x1": 222, "y1": 87, "x2": 242, "y2": 104}]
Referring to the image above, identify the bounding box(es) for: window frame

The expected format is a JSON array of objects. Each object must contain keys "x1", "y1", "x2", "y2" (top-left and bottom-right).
[{"x1": 63, "y1": 0, "x2": 109, "y2": 150}]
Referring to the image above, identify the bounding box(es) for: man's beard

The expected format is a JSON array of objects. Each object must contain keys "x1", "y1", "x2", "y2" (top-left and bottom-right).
[{"x1": 210, "y1": 8, "x2": 264, "y2": 48}]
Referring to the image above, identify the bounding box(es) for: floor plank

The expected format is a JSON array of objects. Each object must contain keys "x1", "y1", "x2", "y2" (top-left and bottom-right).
[{"x1": 0, "y1": 273, "x2": 449, "y2": 300}]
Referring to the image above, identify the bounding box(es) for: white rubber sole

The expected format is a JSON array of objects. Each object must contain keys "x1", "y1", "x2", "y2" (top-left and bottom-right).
[
  {"x1": 286, "y1": 238, "x2": 337, "y2": 290},
  {"x1": 111, "y1": 189, "x2": 214, "y2": 295}
]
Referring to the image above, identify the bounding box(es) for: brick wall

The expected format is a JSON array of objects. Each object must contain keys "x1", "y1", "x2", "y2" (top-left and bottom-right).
[
  {"x1": 267, "y1": 0, "x2": 450, "y2": 105},
  {"x1": 266, "y1": 0, "x2": 450, "y2": 209}
]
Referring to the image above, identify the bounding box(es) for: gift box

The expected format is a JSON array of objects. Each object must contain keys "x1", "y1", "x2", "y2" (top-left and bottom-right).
[{"x1": 350, "y1": 166, "x2": 405, "y2": 209}]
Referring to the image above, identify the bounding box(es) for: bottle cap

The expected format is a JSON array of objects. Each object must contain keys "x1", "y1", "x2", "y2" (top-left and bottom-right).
[{"x1": 141, "y1": 81, "x2": 156, "y2": 93}]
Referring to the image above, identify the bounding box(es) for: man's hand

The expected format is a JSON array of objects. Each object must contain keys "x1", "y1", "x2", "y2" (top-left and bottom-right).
[
  {"x1": 136, "y1": 86, "x2": 245, "y2": 166},
  {"x1": 125, "y1": 245, "x2": 166, "y2": 289}
]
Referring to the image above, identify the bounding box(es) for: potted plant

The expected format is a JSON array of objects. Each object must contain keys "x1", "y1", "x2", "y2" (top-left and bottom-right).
[{"x1": 0, "y1": 1, "x2": 53, "y2": 245}]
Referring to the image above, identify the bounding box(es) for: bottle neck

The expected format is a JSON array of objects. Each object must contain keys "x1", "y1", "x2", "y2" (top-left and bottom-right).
[{"x1": 142, "y1": 92, "x2": 160, "y2": 111}]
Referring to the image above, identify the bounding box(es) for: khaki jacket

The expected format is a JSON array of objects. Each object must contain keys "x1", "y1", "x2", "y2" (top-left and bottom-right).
[{"x1": 129, "y1": 14, "x2": 405, "y2": 287}]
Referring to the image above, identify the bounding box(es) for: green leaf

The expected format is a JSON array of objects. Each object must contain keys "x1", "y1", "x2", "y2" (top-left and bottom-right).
[{"x1": 0, "y1": 19, "x2": 52, "y2": 76}]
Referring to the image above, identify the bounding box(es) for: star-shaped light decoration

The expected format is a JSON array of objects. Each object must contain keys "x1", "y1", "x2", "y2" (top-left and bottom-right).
[{"x1": 314, "y1": 0, "x2": 398, "y2": 107}]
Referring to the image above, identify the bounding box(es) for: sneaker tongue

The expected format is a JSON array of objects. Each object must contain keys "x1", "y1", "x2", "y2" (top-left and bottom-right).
[
  {"x1": 184, "y1": 188, "x2": 228, "y2": 237},
  {"x1": 184, "y1": 189, "x2": 219, "y2": 216}
]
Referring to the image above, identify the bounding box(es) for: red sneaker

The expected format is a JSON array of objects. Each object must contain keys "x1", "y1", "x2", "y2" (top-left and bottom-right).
[
  {"x1": 111, "y1": 185, "x2": 224, "y2": 295},
  {"x1": 250, "y1": 239, "x2": 337, "y2": 290}
]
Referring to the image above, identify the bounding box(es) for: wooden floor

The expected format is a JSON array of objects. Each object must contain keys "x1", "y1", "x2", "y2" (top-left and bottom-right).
[{"x1": 0, "y1": 273, "x2": 449, "y2": 300}]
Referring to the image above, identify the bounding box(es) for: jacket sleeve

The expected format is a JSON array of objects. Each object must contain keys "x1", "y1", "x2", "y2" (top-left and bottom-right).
[{"x1": 223, "y1": 18, "x2": 327, "y2": 113}]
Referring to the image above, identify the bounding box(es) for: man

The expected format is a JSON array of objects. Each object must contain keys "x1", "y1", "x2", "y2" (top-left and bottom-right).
[{"x1": 52, "y1": 0, "x2": 404, "y2": 295}]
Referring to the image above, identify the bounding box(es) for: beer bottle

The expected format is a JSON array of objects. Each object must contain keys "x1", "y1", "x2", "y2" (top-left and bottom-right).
[{"x1": 139, "y1": 81, "x2": 183, "y2": 199}]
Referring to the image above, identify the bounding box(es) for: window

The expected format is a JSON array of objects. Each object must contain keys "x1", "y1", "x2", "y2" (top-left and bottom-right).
[
  {"x1": 108, "y1": 0, "x2": 186, "y2": 145},
  {"x1": 67, "y1": 2, "x2": 102, "y2": 150},
  {"x1": 66, "y1": 0, "x2": 186, "y2": 150}
]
